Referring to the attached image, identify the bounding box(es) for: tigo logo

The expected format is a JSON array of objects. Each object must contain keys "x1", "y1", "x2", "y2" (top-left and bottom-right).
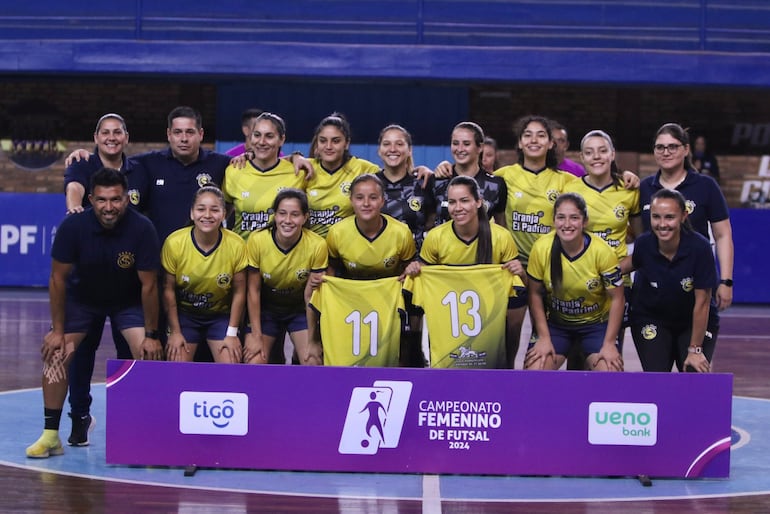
[
  {"x1": 339, "y1": 380, "x2": 413, "y2": 455},
  {"x1": 588, "y1": 402, "x2": 657, "y2": 446},
  {"x1": 179, "y1": 391, "x2": 248, "y2": 436}
]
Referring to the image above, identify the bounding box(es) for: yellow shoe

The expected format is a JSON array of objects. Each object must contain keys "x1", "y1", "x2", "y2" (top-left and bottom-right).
[{"x1": 26, "y1": 430, "x2": 64, "y2": 458}]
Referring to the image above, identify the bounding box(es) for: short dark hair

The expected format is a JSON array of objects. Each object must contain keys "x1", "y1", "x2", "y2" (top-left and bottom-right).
[
  {"x1": 90, "y1": 167, "x2": 127, "y2": 194},
  {"x1": 241, "y1": 108, "x2": 264, "y2": 126},
  {"x1": 167, "y1": 106, "x2": 202, "y2": 129}
]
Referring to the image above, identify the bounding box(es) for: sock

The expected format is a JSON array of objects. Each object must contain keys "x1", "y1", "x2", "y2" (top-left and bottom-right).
[{"x1": 44, "y1": 408, "x2": 63, "y2": 431}]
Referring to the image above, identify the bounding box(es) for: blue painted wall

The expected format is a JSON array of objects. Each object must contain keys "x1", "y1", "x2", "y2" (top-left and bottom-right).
[
  {"x1": 214, "y1": 81, "x2": 468, "y2": 145},
  {"x1": 1, "y1": 2, "x2": 769, "y2": 86}
]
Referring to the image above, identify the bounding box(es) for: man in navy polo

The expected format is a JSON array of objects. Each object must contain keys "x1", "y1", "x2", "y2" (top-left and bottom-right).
[
  {"x1": 133, "y1": 106, "x2": 233, "y2": 244},
  {"x1": 63, "y1": 113, "x2": 149, "y2": 447},
  {"x1": 26, "y1": 168, "x2": 162, "y2": 459}
]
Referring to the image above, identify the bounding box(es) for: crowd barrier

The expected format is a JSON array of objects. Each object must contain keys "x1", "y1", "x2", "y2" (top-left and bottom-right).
[{"x1": 105, "y1": 360, "x2": 732, "y2": 478}]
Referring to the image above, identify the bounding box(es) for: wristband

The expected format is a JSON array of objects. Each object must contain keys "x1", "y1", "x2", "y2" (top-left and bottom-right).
[
  {"x1": 145, "y1": 329, "x2": 160, "y2": 339},
  {"x1": 226, "y1": 326, "x2": 239, "y2": 337},
  {"x1": 687, "y1": 346, "x2": 703, "y2": 354}
]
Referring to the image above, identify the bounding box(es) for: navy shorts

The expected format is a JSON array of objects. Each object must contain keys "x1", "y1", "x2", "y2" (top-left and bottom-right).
[
  {"x1": 529, "y1": 321, "x2": 613, "y2": 356},
  {"x1": 509, "y1": 287, "x2": 528, "y2": 309},
  {"x1": 259, "y1": 310, "x2": 308, "y2": 337},
  {"x1": 178, "y1": 310, "x2": 230, "y2": 344},
  {"x1": 64, "y1": 299, "x2": 144, "y2": 334}
]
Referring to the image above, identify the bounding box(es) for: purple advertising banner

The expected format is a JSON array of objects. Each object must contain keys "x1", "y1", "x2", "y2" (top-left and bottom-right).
[{"x1": 106, "y1": 360, "x2": 732, "y2": 478}]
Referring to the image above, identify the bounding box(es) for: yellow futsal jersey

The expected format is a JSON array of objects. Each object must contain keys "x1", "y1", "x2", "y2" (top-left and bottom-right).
[
  {"x1": 403, "y1": 265, "x2": 520, "y2": 369},
  {"x1": 305, "y1": 156, "x2": 380, "y2": 236},
  {"x1": 223, "y1": 159, "x2": 305, "y2": 239},
  {"x1": 309, "y1": 276, "x2": 404, "y2": 367},
  {"x1": 562, "y1": 178, "x2": 640, "y2": 262},
  {"x1": 494, "y1": 164, "x2": 576, "y2": 264},
  {"x1": 527, "y1": 232, "x2": 622, "y2": 326},
  {"x1": 246, "y1": 227, "x2": 328, "y2": 314},
  {"x1": 161, "y1": 227, "x2": 248, "y2": 315},
  {"x1": 420, "y1": 221, "x2": 519, "y2": 265},
  {"x1": 326, "y1": 214, "x2": 416, "y2": 279}
]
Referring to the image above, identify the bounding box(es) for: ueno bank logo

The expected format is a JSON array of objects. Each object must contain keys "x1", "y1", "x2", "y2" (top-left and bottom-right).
[
  {"x1": 179, "y1": 391, "x2": 248, "y2": 436},
  {"x1": 339, "y1": 380, "x2": 413, "y2": 455},
  {"x1": 588, "y1": 402, "x2": 657, "y2": 446}
]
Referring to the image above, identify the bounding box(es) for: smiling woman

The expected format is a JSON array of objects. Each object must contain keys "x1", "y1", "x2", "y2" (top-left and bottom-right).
[
  {"x1": 161, "y1": 185, "x2": 248, "y2": 365},
  {"x1": 524, "y1": 192, "x2": 625, "y2": 372},
  {"x1": 222, "y1": 112, "x2": 306, "y2": 240},
  {"x1": 304, "y1": 113, "x2": 380, "y2": 237},
  {"x1": 244, "y1": 188, "x2": 328, "y2": 366},
  {"x1": 639, "y1": 122, "x2": 734, "y2": 313},
  {"x1": 630, "y1": 188, "x2": 720, "y2": 373}
]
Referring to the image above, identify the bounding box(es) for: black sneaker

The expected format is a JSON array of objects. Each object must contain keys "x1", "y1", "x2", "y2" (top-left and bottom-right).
[{"x1": 68, "y1": 413, "x2": 95, "y2": 446}]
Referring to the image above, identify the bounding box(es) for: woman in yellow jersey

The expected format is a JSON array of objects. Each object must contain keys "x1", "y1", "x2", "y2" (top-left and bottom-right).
[
  {"x1": 326, "y1": 173, "x2": 416, "y2": 279},
  {"x1": 244, "y1": 188, "x2": 328, "y2": 365},
  {"x1": 563, "y1": 130, "x2": 642, "y2": 350},
  {"x1": 305, "y1": 113, "x2": 380, "y2": 236},
  {"x1": 223, "y1": 112, "x2": 306, "y2": 240},
  {"x1": 524, "y1": 193, "x2": 625, "y2": 371},
  {"x1": 161, "y1": 186, "x2": 248, "y2": 363},
  {"x1": 308, "y1": 174, "x2": 415, "y2": 367},
  {"x1": 403, "y1": 176, "x2": 526, "y2": 368},
  {"x1": 493, "y1": 116, "x2": 576, "y2": 265}
]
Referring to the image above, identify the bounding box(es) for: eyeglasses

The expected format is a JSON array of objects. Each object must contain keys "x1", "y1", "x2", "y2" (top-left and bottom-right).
[{"x1": 653, "y1": 143, "x2": 683, "y2": 154}]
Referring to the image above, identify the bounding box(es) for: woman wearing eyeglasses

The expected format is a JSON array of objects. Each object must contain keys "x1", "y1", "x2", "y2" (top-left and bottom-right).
[{"x1": 639, "y1": 123, "x2": 734, "y2": 311}]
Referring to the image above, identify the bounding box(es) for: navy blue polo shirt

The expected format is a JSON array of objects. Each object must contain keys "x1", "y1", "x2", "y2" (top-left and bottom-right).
[
  {"x1": 133, "y1": 148, "x2": 230, "y2": 243},
  {"x1": 51, "y1": 207, "x2": 160, "y2": 309},
  {"x1": 63, "y1": 149, "x2": 148, "y2": 210},
  {"x1": 630, "y1": 229, "x2": 718, "y2": 327},
  {"x1": 639, "y1": 170, "x2": 729, "y2": 239}
]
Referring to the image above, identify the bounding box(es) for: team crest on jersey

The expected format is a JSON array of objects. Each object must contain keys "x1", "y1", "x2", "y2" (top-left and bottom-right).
[
  {"x1": 296, "y1": 269, "x2": 309, "y2": 281},
  {"x1": 680, "y1": 277, "x2": 694, "y2": 292},
  {"x1": 117, "y1": 251, "x2": 135, "y2": 269},
  {"x1": 685, "y1": 200, "x2": 695, "y2": 215},
  {"x1": 586, "y1": 277, "x2": 601, "y2": 292},
  {"x1": 449, "y1": 345, "x2": 488, "y2": 367},
  {"x1": 546, "y1": 189, "x2": 559, "y2": 203},
  {"x1": 613, "y1": 204, "x2": 627, "y2": 220},
  {"x1": 128, "y1": 189, "x2": 140, "y2": 206},
  {"x1": 216, "y1": 273, "x2": 232, "y2": 288},
  {"x1": 383, "y1": 256, "x2": 397, "y2": 268},
  {"x1": 641, "y1": 324, "x2": 657, "y2": 340},
  {"x1": 196, "y1": 173, "x2": 213, "y2": 187},
  {"x1": 341, "y1": 182, "x2": 352, "y2": 196},
  {"x1": 408, "y1": 197, "x2": 422, "y2": 212}
]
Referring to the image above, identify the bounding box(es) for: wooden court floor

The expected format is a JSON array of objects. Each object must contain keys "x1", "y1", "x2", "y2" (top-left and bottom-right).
[{"x1": 1, "y1": 289, "x2": 769, "y2": 513}]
